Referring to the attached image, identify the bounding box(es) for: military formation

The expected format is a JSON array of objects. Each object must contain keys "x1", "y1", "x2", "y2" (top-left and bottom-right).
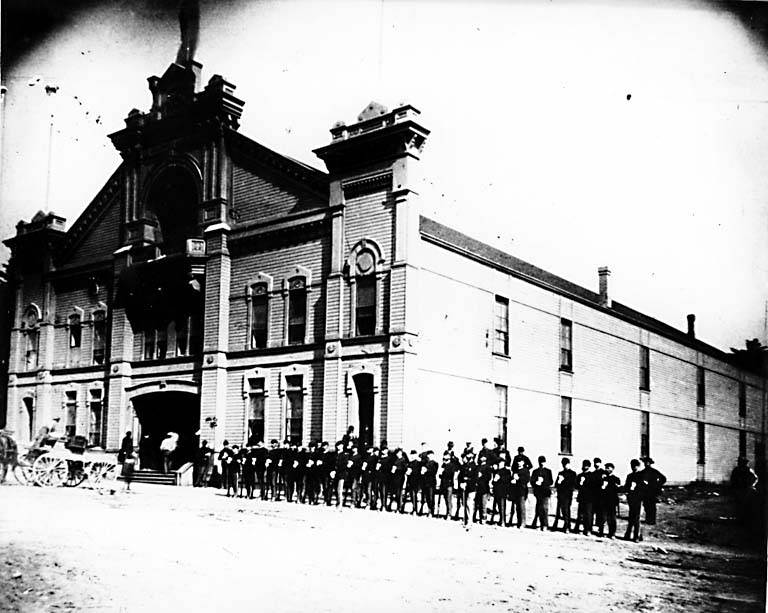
[{"x1": 199, "y1": 428, "x2": 670, "y2": 542}]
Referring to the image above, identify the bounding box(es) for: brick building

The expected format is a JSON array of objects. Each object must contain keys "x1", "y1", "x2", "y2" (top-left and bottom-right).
[{"x1": 3, "y1": 60, "x2": 765, "y2": 482}]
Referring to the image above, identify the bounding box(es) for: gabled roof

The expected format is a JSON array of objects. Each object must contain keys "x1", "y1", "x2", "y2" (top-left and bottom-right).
[
  {"x1": 419, "y1": 215, "x2": 730, "y2": 361},
  {"x1": 56, "y1": 164, "x2": 124, "y2": 263}
]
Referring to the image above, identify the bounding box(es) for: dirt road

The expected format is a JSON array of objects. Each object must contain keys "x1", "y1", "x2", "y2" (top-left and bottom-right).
[{"x1": 0, "y1": 483, "x2": 764, "y2": 612}]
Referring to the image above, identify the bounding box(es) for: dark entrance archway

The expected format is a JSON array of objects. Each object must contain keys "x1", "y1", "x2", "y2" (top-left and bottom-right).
[
  {"x1": 354, "y1": 373, "x2": 374, "y2": 449},
  {"x1": 132, "y1": 391, "x2": 199, "y2": 471}
]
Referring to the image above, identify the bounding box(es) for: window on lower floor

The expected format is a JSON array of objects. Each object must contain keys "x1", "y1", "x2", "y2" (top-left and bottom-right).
[
  {"x1": 640, "y1": 410, "x2": 650, "y2": 458},
  {"x1": 560, "y1": 396, "x2": 572, "y2": 455},
  {"x1": 248, "y1": 377, "x2": 266, "y2": 445},
  {"x1": 250, "y1": 286, "x2": 268, "y2": 349},
  {"x1": 89, "y1": 390, "x2": 103, "y2": 447},
  {"x1": 65, "y1": 391, "x2": 77, "y2": 439},
  {"x1": 495, "y1": 384, "x2": 508, "y2": 447},
  {"x1": 697, "y1": 422, "x2": 705, "y2": 465},
  {"x1": 285, "y1": 375, "x2": 303, "y2": 445}
]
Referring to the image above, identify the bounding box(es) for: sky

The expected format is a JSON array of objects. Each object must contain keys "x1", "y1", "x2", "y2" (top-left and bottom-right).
[{"x1": 1, "y1": 0, "x2": 767, "y2": 353}]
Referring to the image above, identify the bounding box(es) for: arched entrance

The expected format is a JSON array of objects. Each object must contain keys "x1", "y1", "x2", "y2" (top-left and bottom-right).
[
  {"x1": 131, "y1": 391, "x2": 199, "y2": 471},
  {"x1": 354, "y1": 373, "x2": 374, "y2": 449}
]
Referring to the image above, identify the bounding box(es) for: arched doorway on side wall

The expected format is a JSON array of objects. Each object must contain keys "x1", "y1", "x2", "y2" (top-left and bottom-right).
[
  {"x1": 131, "y1": 391, "x2": 199, "y2": 471},
  {"x1": 353, "y1": 373, "x2": 374, "y2": 449}
]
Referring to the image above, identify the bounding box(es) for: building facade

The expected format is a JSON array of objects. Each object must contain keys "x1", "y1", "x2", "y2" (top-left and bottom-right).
[{"x1": 3, "y1": 60, "x2": 765, "y2": 482}]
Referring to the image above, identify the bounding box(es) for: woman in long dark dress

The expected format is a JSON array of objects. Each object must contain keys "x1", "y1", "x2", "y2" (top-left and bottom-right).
[{"x1": 119, "y1": 431, "x2": 135, "y2": 491}]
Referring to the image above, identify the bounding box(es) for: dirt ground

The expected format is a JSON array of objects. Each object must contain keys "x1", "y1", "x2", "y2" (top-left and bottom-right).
[{"x1": 0, "y1": 482, "x2": 765, "y2": 613}]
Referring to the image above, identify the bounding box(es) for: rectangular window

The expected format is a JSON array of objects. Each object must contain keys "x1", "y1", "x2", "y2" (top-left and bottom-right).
[
  {"x1": 176, "y1": 316, "x2": 189, "y2": 357},
  {"x1": 88, "y1": 389, "x2": 103, "y2": 447},
  {"x1": 288, "y1": 281, "x2": 307, "y2": 345},
  {"x1": 92, "y1": 311, "x2": 106, "y2": 365},
  {"x1": 495, "y1": 384, "x2": 508, "y2": 447},
  {"x1": 250, "y1": 290, "x2": 268, "y2": 349},
  {"x1": 356, "y1": 275, "x2": 376, "y2": 336},
  {"x1": 639, "y1": 346, "x2": 650, "y2": 391},
  {"x1": 739, "y1": 430, "x2": 747, "y2": 459},
  {"x1": 697, "y1": 422, "x2": 705, "y2": 465},
  {"x1": 144, "y1": 329, "x2": 155, "y2": 360},
  {"x1": 560, "y1": 396, "x2": 572, "y2": 455},
  {"x1": 494, "y1": 296, "x2": 509, "y2": 355},
  {"x1": 696, "y1": 366, "x2": 705, "y2": 406},
  {"x1": 69, "y1": 316, "x2": 82, "y2": 349},
  {"x1": 156, "y1": 326, "x2": 168, "y2": 359},
  {"x1": 25, "y1": 329, "x2": 39, "y2": 371},
  {"x1": 560, "y1": 319, "x2": 572, "y2": 371},
  {"x1": 739, "y1": 382, "x2": 747, "y2": 419},
  {"x1": 65, "y1": 391, "x2": 77, "y2": 439},
  {"x1": 285, "y1": 375, "x2": 303, "y2": 445},
  {"x1": 640, "y1": 410, "x2": 650, "y2": 458},
  {"x1": 247, "y1": 377, "x2": 265, "y2": 444}
]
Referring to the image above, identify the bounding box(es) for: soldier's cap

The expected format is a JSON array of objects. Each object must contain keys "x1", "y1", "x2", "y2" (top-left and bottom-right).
[
  {"x1": 233, "y1": 445, "x2": 240, "y2": 449},
  {"x1": 630, "y1": 459, "x2": 641, "y2": 468},
  {"x1": 593, "y1": 457, "x2": 602, "y2": 464},
  {"x1": 223, "y1": 440, "x2": 230, "y2": 446},
  {"x1": 538, "y1": 455, "x2": 546, "y2": 464},
  {"x1": 481, "y1": 438, "x2": 488, "y2": 445},
  {"x1": 642, "y1": 456, "x2": 654, "y2": 464},
  {"x1": 410, "y1": 449, "x2": 418, "y2": 455},
  {"x1": 447, "y1": 441, "x2": 454, "y2": 447},
  {"x1": 270, "y1": 439, "x2": 278, "y2": 445},
  {"x1": 561, "y1": 457, "x2": 570, "y2": 465},
  {"x1": 582, "y1": 459, "x2": 592, "y2": 468},
  {"x1": 605, "y1": 462, "x2": 614, "y2": 470},
  {"x1": 518, "y1": 446, "x2": 525, "y2": 453}
]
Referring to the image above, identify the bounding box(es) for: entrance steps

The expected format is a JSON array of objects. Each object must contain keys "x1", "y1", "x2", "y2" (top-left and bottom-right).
[{"x1": 119, "y1": 469, "x2": 176, "y2": 486}]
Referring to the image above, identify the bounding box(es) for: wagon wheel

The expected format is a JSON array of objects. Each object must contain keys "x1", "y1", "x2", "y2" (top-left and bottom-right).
[
  {"x1": 32, "y1": 455, "x2": 68, "y2": 487},
  {"x1": 12, "y1": 462, "x2": 33, "y2": 485},
  {"x1": 63, "y1": 460, "x2": 87, "y2": 487},
  {"x1": 88, "y1": 461, "x2": 117, "y2": 487}
]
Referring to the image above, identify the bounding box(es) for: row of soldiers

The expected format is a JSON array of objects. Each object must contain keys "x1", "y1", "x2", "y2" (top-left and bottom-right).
[{"x1": 210, "y1": 433, "x2": 667, "y2": 541}]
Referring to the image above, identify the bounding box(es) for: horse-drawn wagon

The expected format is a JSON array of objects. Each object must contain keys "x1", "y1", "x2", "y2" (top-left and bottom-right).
[{"x1": 0, "y1": 430, "x2": 118, "y2": 489}]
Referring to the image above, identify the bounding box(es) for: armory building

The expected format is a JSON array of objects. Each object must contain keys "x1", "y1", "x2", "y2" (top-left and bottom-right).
[{"x1": 3, "y1": 59, "x2": 765, "y2": 484}]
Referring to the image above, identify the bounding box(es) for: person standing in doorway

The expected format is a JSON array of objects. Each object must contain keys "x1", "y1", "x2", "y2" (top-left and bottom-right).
[{"x1": 160, "y1": 432, "x2": 178, "y2": 474}]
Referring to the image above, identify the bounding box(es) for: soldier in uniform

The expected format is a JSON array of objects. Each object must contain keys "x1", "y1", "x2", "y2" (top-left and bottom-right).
[
  {"x1": 573, "y1": 459, "x2": 593, "y2": 535},
  {"x1": 438, "y1": 453, "x2": 459, "y2": 519},
  {"x1": 599, "y1": 462, "x2": 621, "y2": 538},
  {"x1": 550, "y1": 457, "x2": 576, "y2": 532},
  {"x1": 275, "y1": 440, "x2": 290, "y2": 502},
  {"x1": 509, "y1": 457, "x2": 530, "y2": 528},
  {"x1": 284, "y1": 443, "x2": 298, "y2": 502},
  {"x1": 477, "y1": 438, "x2": 492, "y2": 465},
  {"x1": 590, "y1": 457, "x2": 606, "y2": 531},
  {"x1": 639, "y1": 457, "x2": 666, "y2": 525},
  {"x1": 420, "y1": 450, "x2": 439, "y2": 517},
  {"x1": 490, "y1": 457, "x2": 512, "y2": 526},
  {"x1": 218, "y1": 440, "x2": 234, "y2": 496},
  {"x1": 391, "y1": 449, "x2": 409, "y2": 512},
  {"x1": 322, "y1": 441, "x2": 337, "y2": 506},
  {"x1": 330, "y1": 442, "x2": 348, "y2": 507},
  {"x1": 404, "y1": 450, "x2": 422, "y2": 514},
  {"x1": 460, "y1": 441, "x2": 474, "y2": 461},
  {"x1": 241, "y1": 444, "x2": 256, "y2": 499},
  {"x1": 253, "y1": 441, "x2": 267, "y2": 500},
  {"x1": 529, "y1": 456, "x2": 554, "y2": 530},
  {"x1": 265, "y1": 439, "x2": 279, "y2": 500},
  {"x1": 228, "y1": 444, "x2": 241, "y2": 497},
  {"x1": 623, "y1": 459, "x2": 645, "y2": 542},
  {"x1": 379, "y1": 448, "x2": 396, "y2": 511},
  {"x1": 456, "y1": 452, "x2": 477, "y2": 526},
  {"x1": 473, "y1": 455, "x2": 493, "y2": 524},
  {"x1": 295, "y1": 445, "x2": 309, "y2": 503},
  {"x1": 512, "y1": 446, "x2": 533, "y2": 471}
]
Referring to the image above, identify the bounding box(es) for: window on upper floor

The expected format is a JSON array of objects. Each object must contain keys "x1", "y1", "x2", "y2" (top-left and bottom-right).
[
  {"x1": 696, "y1": 366, "x2": 705, "y2": 406},
  {"x1": 23, "y1": 305, "x2": 40, "y2": 371},
  {"x1": 494, "y1": 296, "x2": 509, "y2": 355},
  {"x1": 288, "y1": 278, "x2": 307, "y2": 345},
  {"x1": 560, "y1": 319, "x2": 573, "y2": 371},
  {"x1": 250, "y1": 284, "x2": 268, "y2": 350},
  {"x1": 68, "y1": 313, "x2": 82, "y2": 366},
  {"x1": 560, "y1": 396, "x2": 572, "y2": 455},
  {"x1": 739, "y1": 382, "x2": 747, "y2": 419},
  {"x1": 356, "y1": 274, "x2": 376, "y2": 336},
  {"x1": 639, "y1": 346, "x2": 650, "y2": 391},
  {"x1": 92, "y1": 311, "x2": 106, "y2": 365}
]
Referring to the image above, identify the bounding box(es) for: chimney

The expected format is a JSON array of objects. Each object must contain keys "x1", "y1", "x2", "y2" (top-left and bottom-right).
[
  {"x1": 598, "y1": 266, "x2": 611, "y2": 308},
  {"x1": 687, "y1": 314, "x2": 696, "y2": 339}
]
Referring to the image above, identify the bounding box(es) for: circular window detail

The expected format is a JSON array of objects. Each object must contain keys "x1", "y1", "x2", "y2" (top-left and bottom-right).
[{"x1": 356, "y1": 251, "x2": 375, "y2": 275}]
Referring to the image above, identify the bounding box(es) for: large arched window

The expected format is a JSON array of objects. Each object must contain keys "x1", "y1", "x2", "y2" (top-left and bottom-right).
[
  {"x1": 145, "y1": 166, "x2": 200, "y2": 255},
  {"x1": 347, "y1": 239, "x2": 383, "y2": 338},
  {"x1": 92, "y1": 309, "x2": 107, "y2": 365}
]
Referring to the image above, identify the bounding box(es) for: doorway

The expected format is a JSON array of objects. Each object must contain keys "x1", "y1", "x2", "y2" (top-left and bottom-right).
[
  {"x1": 132, "y1": 391, "x2": 200, "y2": 471},
  {"x1": 354, "y1": 373, "x2": 374, "y2": 448}
]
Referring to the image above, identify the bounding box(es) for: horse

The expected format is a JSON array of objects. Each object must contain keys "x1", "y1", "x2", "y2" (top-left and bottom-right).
[{"x1": 0, "y1": 430, "x2": 20, "y2": 484}]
